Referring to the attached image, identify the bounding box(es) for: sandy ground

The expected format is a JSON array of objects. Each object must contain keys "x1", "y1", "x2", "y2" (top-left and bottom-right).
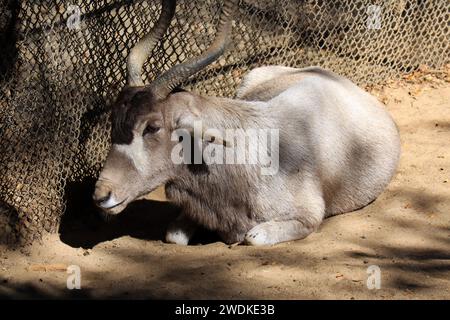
[{"x1": 1, "y1": 70, "x2": 449, "y2": 299}]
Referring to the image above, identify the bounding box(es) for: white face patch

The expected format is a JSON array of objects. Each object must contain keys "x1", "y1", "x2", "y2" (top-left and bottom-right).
[{"x1": 114, "y1": 133, "x2": 149, "y2": 174}]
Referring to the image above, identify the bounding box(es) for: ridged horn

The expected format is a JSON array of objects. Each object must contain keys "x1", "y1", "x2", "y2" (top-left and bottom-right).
[
  {"x1": 149, "y1": 0, "x2": 237, "y2": 99},
  {"x1": 127, "y1": 0, "x2": 177, "y2": 86}
]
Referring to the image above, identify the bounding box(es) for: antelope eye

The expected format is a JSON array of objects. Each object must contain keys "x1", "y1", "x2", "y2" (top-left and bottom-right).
[{"x1": 143, "y1": 124, "x2": 160, "y2": 136}]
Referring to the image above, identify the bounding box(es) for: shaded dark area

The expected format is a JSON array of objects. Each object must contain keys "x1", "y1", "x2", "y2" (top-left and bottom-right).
[
  {"x1": 0, "y1": 201, "x2": 19, "y2": 246},
  {"x1": 348, "y1": 247, "x2": 450, "y2": 262},
  {"x1": 59, "y1": 180, "x2": 220, "y2": 249},
  {"x1": 347, "y1": 246, "x2": 450, "y2": 276},
  {"x1": 432, "y1": 120, "x2": 450, "y2": 131},
  {"x1": 0, "y1": 276, "x2": 94, "y2": 299},
  {"x1": 389, "y1": 277, "x2": 431, "y2": 291},
  {"x1": 394, "y1": 190, "x2": 447, "y2": 214},
  {"x1": 0, "y1": 0, "x2": 19, "y2": 82}
]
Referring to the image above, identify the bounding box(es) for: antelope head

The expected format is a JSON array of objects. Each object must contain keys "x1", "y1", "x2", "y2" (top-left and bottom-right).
[{"x1": 93, "y1": 0, "x2": 235, "y2": 214}]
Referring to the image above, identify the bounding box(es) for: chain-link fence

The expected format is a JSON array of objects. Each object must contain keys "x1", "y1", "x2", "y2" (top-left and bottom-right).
[{"x1": 0, "y1": 0, "x2": 448, "y2": 245}]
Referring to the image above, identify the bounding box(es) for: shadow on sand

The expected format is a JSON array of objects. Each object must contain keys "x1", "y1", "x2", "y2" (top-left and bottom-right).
[{"x1": 58, "y1": 180, "x2": 220, "y2": 249}]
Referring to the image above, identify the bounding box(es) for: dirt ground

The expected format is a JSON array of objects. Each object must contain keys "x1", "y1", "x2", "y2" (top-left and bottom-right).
[{"x1": 1, "y1": 68, "x2": 449, "y2": 299}]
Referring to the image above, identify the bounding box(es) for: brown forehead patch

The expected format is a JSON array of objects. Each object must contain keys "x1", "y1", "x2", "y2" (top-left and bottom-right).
[{"x1": 111, "y1": 87, "x2": 157, "y2": 145}]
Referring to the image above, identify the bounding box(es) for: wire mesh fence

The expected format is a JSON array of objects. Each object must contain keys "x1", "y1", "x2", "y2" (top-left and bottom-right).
[{"x1": 0, "y1": 0, "x2": 448, "y2": 244}]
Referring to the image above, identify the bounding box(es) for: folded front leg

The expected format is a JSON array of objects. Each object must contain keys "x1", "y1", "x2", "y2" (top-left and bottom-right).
[
  {"x1": 245, "y1": 177, "x2": 325, "y2": 246},
  {"x1": 244, "y1": 219, "x2": 321, "y2": 246}
]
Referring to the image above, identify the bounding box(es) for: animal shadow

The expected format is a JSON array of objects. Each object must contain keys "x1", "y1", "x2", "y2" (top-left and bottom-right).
[{"x1": 59, "y1": 180, "x2": 219, "y2": 249}]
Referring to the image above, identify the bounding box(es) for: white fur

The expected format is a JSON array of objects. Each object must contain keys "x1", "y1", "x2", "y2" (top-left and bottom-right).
[
  {"x1": 164, "y1": 66, "x2": 400, "y2": 245},
  {"x1": 165, "y1": 229, "x2": 190, "y2": 245},
  {"x1": 236, "y1": 66, "x2": 299, "y2": 98},
  {"x1": 114, "y1": 135, "x2": 148, "y2": 173}
]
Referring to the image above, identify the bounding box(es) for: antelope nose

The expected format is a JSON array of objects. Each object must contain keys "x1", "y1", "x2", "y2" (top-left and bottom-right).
[{"x1": 93, "y1": 188, "x2": 112, "y2": 207}]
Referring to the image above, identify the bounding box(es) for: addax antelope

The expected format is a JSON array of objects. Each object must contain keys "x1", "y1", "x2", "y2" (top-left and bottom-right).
[{"x1": 93, "y1": 0, "x2": 400, "y2": 245}]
